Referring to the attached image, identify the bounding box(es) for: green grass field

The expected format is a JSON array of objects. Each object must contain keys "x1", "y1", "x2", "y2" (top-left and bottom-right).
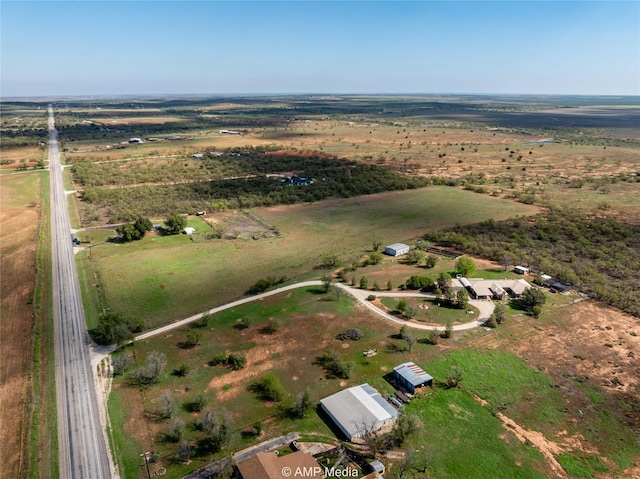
[
  {"x1": 106, "y1": 287, "x2": 638, "y2": 479},
  {"x1": 85, "y1": 187, "x2": 539, "y2": 328},
  {"x1": 379, "y1": 297, "x2": 478, "y2": 325}
]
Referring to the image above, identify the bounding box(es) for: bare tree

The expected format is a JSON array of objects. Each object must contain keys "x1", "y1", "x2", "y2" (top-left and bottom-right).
[
  {"x1": 288, "y1": 388, "x2": 313, "y2": 419},
  {"x1": 391, "y1": 449, "x2": 430, "y2": 479},
  {"x1": 321, "y1": 274, "x2": 335, "y2": 293},
  {"x1": 353, "y1": 417, "x2": 385, "y2": 456},
  {"x1": 131, "y1": 350, "x2": 167, "y2": 384},
  {"x1": 501, "y1": 252, "x2": 514, "y2": 272},
  {"x1": 146, "y1": 350, "x2": 167, "y2": 384},
  {"x1": 400, "y1": 326, "x2": 416, "y2": 352},
  {"x1": 157, "y1": 390, "x2": 177, "y2": 419},
  {"x1": 390, "y1": 413, "x2": 420, "y2": 447},
  {"x1": 166, "y1": 417, "x2": 185, "y2": 442},
  {"x1": 198, "y1": 408, "x2": 233, "y2": 452},
  {"x1": 177, "y1": 440, "x2": 192, "y2": 462},
  {"x1": 112, "y1": 354, "x2": 132, "y2": 376},
  {"x1": 333, "y1": 285, "x2": 343, "y2": 300}
]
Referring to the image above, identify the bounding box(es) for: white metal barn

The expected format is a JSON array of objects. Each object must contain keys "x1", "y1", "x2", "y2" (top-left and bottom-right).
[
  {"x1": 384, "y1": 243, "x2": 410, "y2": 257},
  {"x1": 320, "y1": 384, "x2": 398, "y2": 441}
]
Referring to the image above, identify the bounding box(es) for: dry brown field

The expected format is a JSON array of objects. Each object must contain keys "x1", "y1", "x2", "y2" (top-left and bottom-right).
[
  {"x1": 55, "y1": 109, "x2": 640, "y2": 217},
  {"x1": 0, "y1": 146, "x2": 44, "y2": 170},
  {"x1": 0, "y1": 173, "x2": 41, "y2": 478},
  {"x1": 470, "y1": 300, "x2": 640, "y2": 479}
]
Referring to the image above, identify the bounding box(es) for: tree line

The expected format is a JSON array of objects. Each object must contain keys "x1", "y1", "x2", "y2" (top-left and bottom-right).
[
  {"x1": 79, "y1": 151, "x2": 429, "y2": 223},
  {"x1": 426, "y1": 208, "x2": 640, "y2": 317}
]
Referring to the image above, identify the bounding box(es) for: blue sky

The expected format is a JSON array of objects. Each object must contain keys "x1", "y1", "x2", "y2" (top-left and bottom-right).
[{"x1": 1, "y1": 1, "x2": 638, "y2": 97}]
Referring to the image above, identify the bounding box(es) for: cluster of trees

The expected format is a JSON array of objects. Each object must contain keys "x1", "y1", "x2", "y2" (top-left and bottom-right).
[
  {"x1": 164, "y1": 213, "x2": 187, "y2": 234},
  {"x1": 209, "y1": 352, "x2": 247, "y2": 371},
  {"x1": 404, "y1": 249, "x2": 438, "y2": 268},
  {"x1": 116, "y1": 217, "x2": 152, "y2": 242},
  {"x1": 484, "y1": 303, "x2": 507, "y2": 328},
  {"x1": 130, "y1": 350, "x2": 167, "y2": 385},
  {"x1": 248, "y1": 374, "x2": 313, "y2": 419},
  {"x1": 314, "y1": 349, "x2": 354, "y2": 379},
  {"x1": 426, "y1": 208, "x2": 640, "y2": 317},
  {"x1": 520, "y1": 288, "x2": 547, "y2": 317},
  {"x1": 404, "y1": 275, "x2": 435, "y2": 291},
  {"x1": 357, "y1": 412, "x2": 421, "y2": 458},
  {"x1": 0, "y1": 127, "x2": 47, "y2": 149},
  {"x1": 246, "y1": 275, "x2": 287, "y2": 295},
  {"x1": 92, "y1": 312, "x2": 144, "y2": 345},
  {"x1": 79, "y1": 151, "x2": 429, "y2": 223},
  {"x1": 113, "y1": 344, "x2": 238, "y2": 460},
  {"x1": 71, "y1": 156, "x2": 246, "y2": 188},
  {"x1": 195, "y1": 408, "x2": 233, "y2": 452},
  {"x1": 279, "y1": 389, "x2": 313, "y2": 420},
  {"x1": 249, "y1": 373, "x2": 285, "y2": 402},
  {"x1": 455, "y1": 257, "x2": 476, "y2": 276}
]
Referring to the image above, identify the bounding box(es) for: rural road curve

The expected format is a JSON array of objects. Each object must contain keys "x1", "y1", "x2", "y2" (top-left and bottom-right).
[
  {"x1": 49, "y1": 106, "x2": 114, "y2": 479},
  {"x1": 130, "y1": 280, "x2": 494, "y2": 345}
]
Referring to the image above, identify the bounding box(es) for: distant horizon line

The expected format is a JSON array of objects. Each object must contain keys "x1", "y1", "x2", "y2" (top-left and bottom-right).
[{"x1": 2, "y1": 92, "x2": 639, "y2": 102}]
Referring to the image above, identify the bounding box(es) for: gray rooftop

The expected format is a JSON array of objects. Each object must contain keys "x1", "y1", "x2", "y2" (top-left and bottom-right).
[
  {"x1": 386, "y1": 243, "x2": 409, "y2": 250},
  {"x1": 393, "y1": 362, "x2": 433, "y2": 386},
  {"x1": 320, "y1": 384, "x2": 398, "y2": 439}
]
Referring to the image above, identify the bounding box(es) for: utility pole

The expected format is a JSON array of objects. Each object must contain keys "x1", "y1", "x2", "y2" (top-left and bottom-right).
[{"x1": 140, "y1": 452, "x2": 151, "y2": 479}]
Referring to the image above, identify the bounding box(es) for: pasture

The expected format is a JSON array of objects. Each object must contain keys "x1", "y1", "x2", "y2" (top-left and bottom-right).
[
  {"x1": 107, "y1": 287, "x2": 640, "y2": 479},
  {"x1": 84, "y1": 187, "x2": 539, "y2": 328},
  {"x1": 378, "y1": 297, "x2": 479, "y2": 325},
  {"x1": 0, "y1": 172, "x2": 57, "y2": 478},
  {"x1": 105, "y1": 288, "x2": 519, "y2": 478},
  {"x1": 44, "y1": 95, "x2": 639, "y2": 224}
]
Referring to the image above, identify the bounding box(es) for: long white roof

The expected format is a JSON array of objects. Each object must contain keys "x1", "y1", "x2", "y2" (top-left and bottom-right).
[{"x1": 320, "y1": 384, "x2": 398, "y2": 438}]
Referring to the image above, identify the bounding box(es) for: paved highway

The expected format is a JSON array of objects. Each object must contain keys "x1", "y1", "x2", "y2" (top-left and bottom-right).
[{"x1": 49, "y1": 106, "x2": 113, "y2": 479}]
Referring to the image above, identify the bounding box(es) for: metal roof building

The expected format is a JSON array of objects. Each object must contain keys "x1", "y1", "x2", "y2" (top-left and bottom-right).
[
  {"x1": 393, "y1": 362, "x2": 434, "y2": 394},
  {"x1": 320, "y1": 384, "x2": 398, "y2": 441},
  {"x1": 384, "y1": 243, "x2": 410, "y2": 257}
]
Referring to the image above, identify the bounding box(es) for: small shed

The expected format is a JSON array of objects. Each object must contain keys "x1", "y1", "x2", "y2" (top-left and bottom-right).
[
  {"x1": 393, "y1": 362, "x2": 433, "y2": 394},
  {"x1": 384, "y1": 243, "x2": 410, "y2": 257},
  {"x1": 183, "y1": 227, "x2": 196, "y2": 235},
  {"x1": 369, "y1": 460, "x2": 385, "y2": 474}
]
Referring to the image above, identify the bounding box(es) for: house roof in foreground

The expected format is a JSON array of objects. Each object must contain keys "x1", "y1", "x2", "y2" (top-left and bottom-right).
[{"x1": 237, "y1": 451, "x2": 323, "y2": 479}]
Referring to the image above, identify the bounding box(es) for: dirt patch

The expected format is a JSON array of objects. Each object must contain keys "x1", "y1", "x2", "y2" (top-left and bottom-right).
[
  {"x1": 208, "y1": 334, "x2": 293, "y2": 401},
  {"x1": 466, "y1": 256, "x2": 503, "y2": 271},
  {"x1": 514, "y1": 302, "x2": 640, "y2": 405},
  {"x1": 472, "y1": 300, "x2": 640, "y2": 478},
  {"x1": 496, "y1": 411, "x2": 568, "y2": 479},
  {"x1": 0, "y1": 176, "x2": 41, "y2": 477},
  {"x1": 203, "y1": 211, "x2": 277, "y2": 240}
]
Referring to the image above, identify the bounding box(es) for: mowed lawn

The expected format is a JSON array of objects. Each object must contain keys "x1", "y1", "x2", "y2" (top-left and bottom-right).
[
  {"x1": 109, "y1": 288, "x2": 558, "y2": 479},
  {"x1": 86, "y1": 187, "x2": 539, "y2": 328}
]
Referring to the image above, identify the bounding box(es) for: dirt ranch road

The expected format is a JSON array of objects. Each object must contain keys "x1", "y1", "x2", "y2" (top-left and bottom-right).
[
  {"x1": 92, "y1": 281, "x2": 493, "y2": 365},
  {"x1": 135, "y1": 281, "x2": 492, "y2": 342}
]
